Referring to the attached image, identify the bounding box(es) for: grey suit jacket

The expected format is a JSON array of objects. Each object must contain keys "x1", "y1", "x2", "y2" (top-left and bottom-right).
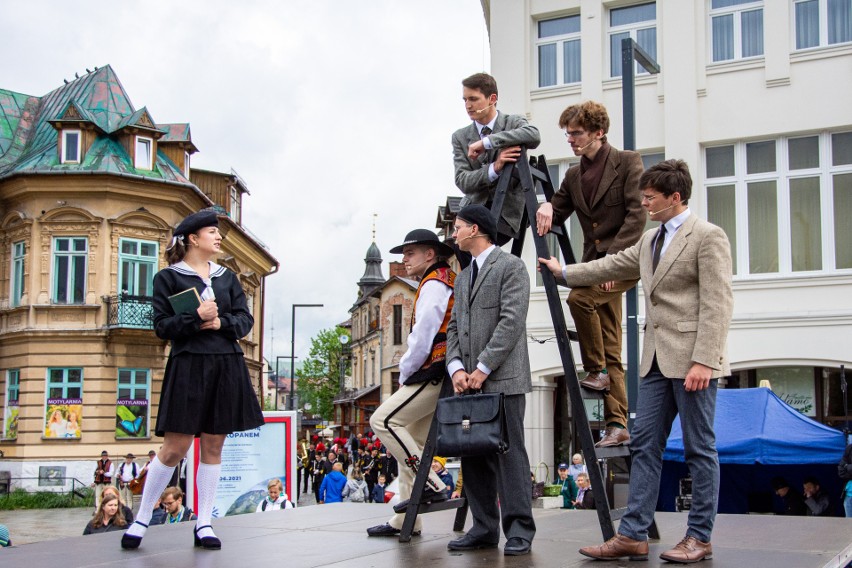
[
  {"x1": 446, "y1": 247, "x2": 532, "y2": 396},
  {"x1": 564, "y1": 214, "x2": 734, "y2": 380},
  {"x1": 452, "y1": 112, "x2": 540, "y2": 234}
]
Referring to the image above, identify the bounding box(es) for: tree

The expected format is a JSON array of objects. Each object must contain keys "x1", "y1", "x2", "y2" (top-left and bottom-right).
[{"x1": 298, "y1": 326, "x2": 350, "y2": 421}]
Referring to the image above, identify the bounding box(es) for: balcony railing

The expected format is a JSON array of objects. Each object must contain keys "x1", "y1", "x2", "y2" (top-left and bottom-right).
[{"x1": 104, "y1": 294, "x2": 154, "y2": 329}]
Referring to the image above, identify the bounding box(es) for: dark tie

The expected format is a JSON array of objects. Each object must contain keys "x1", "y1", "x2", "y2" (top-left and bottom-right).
[
  {"x1": 480, "y1": 126, "x2": 491, "y2": 137},
  {"x1": 471, "y1": 259, "x2": 479, "y2": 287},
  {"x1": 652, "y1": 224, "x2": 667, "y2": 273}
]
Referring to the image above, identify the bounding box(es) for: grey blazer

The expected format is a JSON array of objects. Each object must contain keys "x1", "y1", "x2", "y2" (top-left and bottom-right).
[
  {"x1": 564, "y1": 214, "x2": 734, "y2": 380},
  {"x1": 452, "y1": 112, "x2": 540, "y2": 234},
  {"x1": 446, "y1": 247, "x2": 532, "y2": 396}
]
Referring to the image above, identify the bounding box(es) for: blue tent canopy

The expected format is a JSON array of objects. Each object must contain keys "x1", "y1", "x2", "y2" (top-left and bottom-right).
[{"x1": 664, "y1": 387, "x2": 845, "y2": 464}]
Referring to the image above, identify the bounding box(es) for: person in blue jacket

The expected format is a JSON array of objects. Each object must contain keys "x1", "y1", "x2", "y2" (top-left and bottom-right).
[
  {"x1": 371, "y1": 473, "x2": 388, "y2": 503},
  {"x1": 432, "y1": 457, "x2": 455, "y2": 498},
  {"x1": 319, "y1": 462, "x2": 348, "y2": 504}
]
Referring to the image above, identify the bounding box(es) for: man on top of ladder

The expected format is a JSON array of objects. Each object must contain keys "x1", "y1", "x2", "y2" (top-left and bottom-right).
[
  {"x1": 535, "y1": 101, "x2": 646, "y2": 448},
  {"x1": 540, "y1": 159, "x2": 733, "y2": 564},
  {"x1": 451, "y1": 72, "x2": 540, "y2": 267}
]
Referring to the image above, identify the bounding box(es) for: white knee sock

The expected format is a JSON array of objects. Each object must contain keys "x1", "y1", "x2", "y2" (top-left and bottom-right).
[
  {"x1": 126, "y1": 457, "x2": 175, "y2": 537},
  {"x1": 195, "y1": 462, "x2": 221, "y2": 538}
]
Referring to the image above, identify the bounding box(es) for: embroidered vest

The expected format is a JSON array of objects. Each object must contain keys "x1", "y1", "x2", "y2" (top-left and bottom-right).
[
  {"x1": 94, "y1": 459, "x2": 111, "y2": 484},
  {"x1": 406, "y1": 262, "x2": 456, "y2": 385}
]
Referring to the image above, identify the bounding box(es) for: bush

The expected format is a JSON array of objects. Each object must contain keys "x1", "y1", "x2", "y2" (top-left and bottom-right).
[{"x1": 0, "y1": 488, "x2": 93, "y2": 510}]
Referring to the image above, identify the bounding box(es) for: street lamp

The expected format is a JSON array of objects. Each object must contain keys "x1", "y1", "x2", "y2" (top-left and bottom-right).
[
  {"x1": 290, "y1": 303, "x2": 324, "y2": 411},
  {"x1": 338, "y1": 334, "x2": 350, "y2": 392}
]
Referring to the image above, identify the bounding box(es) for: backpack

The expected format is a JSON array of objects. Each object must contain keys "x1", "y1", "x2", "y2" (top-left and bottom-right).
[
  {"x1": 348, "y1": 480, "x2": 366, "y2": 502},
  {"x1": 261, "y1": 498, "x2": 293, "y2": 510}
]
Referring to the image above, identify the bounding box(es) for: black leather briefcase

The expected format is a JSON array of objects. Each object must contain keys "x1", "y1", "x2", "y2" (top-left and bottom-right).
[{"x1": 435, "y1": 391, "x2": 509, "y2": 457}]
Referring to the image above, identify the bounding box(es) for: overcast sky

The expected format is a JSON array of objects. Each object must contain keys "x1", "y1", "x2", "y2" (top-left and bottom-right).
[{"x1": 3, "y1": 0, "x2": 491, "y2": 366}]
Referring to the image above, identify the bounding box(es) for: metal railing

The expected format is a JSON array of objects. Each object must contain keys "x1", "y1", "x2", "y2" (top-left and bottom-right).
[
  {"x1": 0, "y1": 476, "x2": 91, "y2": 500},
  {"x1": 104, "y1": 294, "x2": 154, "y2": 329}
]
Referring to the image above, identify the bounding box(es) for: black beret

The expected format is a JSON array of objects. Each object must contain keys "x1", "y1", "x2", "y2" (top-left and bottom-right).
[
  {"x1": 389, "y1": 229, "x2": 454, "y2": 258},
  {"x1": 456, "y1": 204, "x2": 497, "y2": 243},
  {"x1": 173, "y1": 209, "x2": 219, "y2": 237}
]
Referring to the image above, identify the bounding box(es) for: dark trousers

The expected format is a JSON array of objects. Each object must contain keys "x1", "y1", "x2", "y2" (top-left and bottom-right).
[{"x1": 460, "y1": 393, "x2": 536, "y2": 543}]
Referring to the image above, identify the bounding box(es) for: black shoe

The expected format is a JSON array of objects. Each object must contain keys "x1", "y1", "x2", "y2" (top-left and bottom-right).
[
  {"x1": 447, "y1": 534, "x2": 499, "y2": 551},
  {"x1": 393, "y1": 488, "x2": 449, "y2": 513},
  {"x1": 120, "y1": 521, "x2": 148, "y2": 550},
  {"x1": 366, "y1": 523, "x2": 421, "y2": 537},
  {"x1": 504, "y1": 537, "x2": 531, "y2": 556},
  {"x1": 194, "y1": 525, "x2": 222, "y2": 550}
]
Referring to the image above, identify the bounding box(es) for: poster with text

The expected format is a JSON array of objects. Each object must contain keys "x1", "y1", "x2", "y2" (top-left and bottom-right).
[
  {"x1": 189, "y1": 412, "x2": 295, "y2": 516},
  {"x1": 115, "y1": 399, "x2": 149, "y2": 438},
  {"x1": 43, "y1": 399, "x2": 82, "y2": 439},
  {"x1": 3, "y1": 401, "x2": 18, "y2": 439}
]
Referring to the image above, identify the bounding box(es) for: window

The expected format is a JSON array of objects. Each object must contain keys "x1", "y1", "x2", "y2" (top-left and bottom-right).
[
  {"x1": 609, "y1": 2, "x2": 657, "y2": 77},
  {"x1": 135, "y1": 136, "x2": 153, "y2": 170},
  {"x1": 3, "y1": 369, "x2": 19, "y2": 439},
  {"x1": 704, "y1": 131, "x2": 852, "y2": 276},
  {"x1": 10, "y1": 241, "x2": 25, "y2": 307},
  {"x1": 47, "y1": 367, "x2": 83, "y2": 399},
  {"x1": 229, "y1": 185, "x2": 241, "y2": 222},
  {"x1": 536, "y1": 15, "x2": 581, "y2": 87},
  {"x1": 116, "y1": 369, "x2": 150, "y2": 438},
  {"x1": 52, "y1": 237, "x2": 87, "y2": 303},
  {"x1": 393, "y1": 304, "x2": 403, "y2": 345},
  {"x1": 709, "y1": 0, "x2": 764, "y2": 62},
  {"x1": 184, "y1": 151, "x2": 191, "y2": 178},
  {"x1": 61, "y1": 130, "x2": 81, "y2": 163},
  {"x1": 794, "y1": 0, "x2": 852, "y2": 49},
  {"x1": 119, "y1": 238, "x2": 157, "y2": 296}
]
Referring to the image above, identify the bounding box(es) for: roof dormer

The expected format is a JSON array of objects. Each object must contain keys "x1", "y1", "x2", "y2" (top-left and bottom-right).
[
  {"x1": 114, "y1": 107, "x2": 164, "y2": 172},
  {"x1": 49, "y1": 98, "x2": 103, "y2": 165},
  {"x1": 157, "y1": 123, "x2": 199, "y2": 179}
]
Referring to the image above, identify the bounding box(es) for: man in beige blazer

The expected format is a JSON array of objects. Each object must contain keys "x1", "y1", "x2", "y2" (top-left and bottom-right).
[{"x1": 540, "y1": 159, "x2": 733, "y2": 564}]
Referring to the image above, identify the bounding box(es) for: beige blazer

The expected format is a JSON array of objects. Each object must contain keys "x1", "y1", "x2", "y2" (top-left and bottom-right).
[{"x1": 564, "y1": 214, "x2": 734, "y2": 379}]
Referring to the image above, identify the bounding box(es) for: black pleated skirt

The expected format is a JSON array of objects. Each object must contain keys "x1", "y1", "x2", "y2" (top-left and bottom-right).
[{"x1": 155, "y1": 352, "x2": 264, "y2": 437}]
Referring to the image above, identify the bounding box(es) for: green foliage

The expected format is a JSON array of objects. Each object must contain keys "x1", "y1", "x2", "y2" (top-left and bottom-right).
[
  {"x1": 263, "y1": 394, "x2": 277, "y2": 411},
  {"x1": 298, "y1": 326, "x2": 350, "y2": 420},
  {"x1": 0, "y1": 487, "x2": 93, "y2": 510}
]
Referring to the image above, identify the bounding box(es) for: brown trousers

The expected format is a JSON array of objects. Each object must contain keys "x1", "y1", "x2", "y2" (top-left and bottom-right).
[{"x1": 567, "y1": 279, "x2": 637, "y2": 427}]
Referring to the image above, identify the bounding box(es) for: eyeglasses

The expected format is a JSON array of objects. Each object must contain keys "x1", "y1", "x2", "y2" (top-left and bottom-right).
[
  {"x1": 641, "y1": 193, "x2": 664, "y2": 203},
  {"x1": 162, "y1": 500, "x2": 176, "y2": 506},
  {"x1": 564, "y1": 130, "x2": 587, "y2": 139},
  {"x1": 452, "y1": 223, "x2": 472, "y2": 234}
]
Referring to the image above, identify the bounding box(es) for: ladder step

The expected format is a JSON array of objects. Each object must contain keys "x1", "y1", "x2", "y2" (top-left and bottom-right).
[
  {"x1": 407, "y1": 497, "x2": 466, "y2": 515},
  {"x1": 567, "y1": 329, "x2": 579, "y2": 342},
  {"x1": 580, "y1": 387, "x2": 605, "y2": 400},
  {"x1": 594, "y1": 445, "x2": 631, "y2": 459}
]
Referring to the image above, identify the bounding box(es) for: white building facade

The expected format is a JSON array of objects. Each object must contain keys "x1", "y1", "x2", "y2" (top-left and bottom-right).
[{"x1": 480, "y1": 0, "x2": 852, "y2": 471}]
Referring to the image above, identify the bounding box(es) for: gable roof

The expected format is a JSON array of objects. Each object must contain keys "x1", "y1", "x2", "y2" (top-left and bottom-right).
[{"x1": 0, "y1": 65, "x2": 194, "y2": 187}]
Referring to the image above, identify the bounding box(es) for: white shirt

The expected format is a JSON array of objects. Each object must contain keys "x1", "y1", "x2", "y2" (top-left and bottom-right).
[
  {"x1": 119, "y1": 461, "x2": 136, "y2": 482},
  {"x1": 398, "y1": 279, "x2": 453, "y2": 384},
  {"x1": 447, "y1": 245, "x2": 497, "y2": 378},
  {"x1": 474, "y1": 112, "x2": 500, "y2": 183},
  {"x1": 655, "y1": 207, "x2": 691, "y2": 259}
]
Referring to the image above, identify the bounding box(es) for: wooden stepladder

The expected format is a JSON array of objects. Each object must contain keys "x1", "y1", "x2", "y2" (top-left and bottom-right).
[{"x1": 399, "y1": 149, "x2": 657, "y2": 542}]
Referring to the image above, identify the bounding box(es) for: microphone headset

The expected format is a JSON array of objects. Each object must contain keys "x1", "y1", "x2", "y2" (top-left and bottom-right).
[
  {"x1": 404, "y1": 258, "x2": 431, "y2": 273},
  {"x1": 460, "y1": 234, "x2": 487, "y2": 241},
  {"x1": 474, "y1": 103, "x2": 495, "y2": 115},
  {"x1": 648, "y1": 203, "x2": 675, "y2": 217}
]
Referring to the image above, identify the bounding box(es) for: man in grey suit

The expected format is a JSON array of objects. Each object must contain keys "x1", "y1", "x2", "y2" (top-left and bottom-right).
[
  {"x1": 452, "y1": 73, "x2": 540, "y2": 266},
  {"x1": 540, "y1": 160, "x2": 734, "y2": 564},
  {"x1": 446, "y1": 204, "x2": 536, "y2": 557}
]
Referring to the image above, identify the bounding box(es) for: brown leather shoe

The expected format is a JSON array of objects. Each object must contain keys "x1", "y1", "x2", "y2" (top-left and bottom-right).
[
  {"x1": 659, "y1": 536, "x2": 712, "y2": 563},
  {"x1": 596, "y1": 426, "x2": 630, "y2": 447},
  {"x1": 580, "y1": 371, "x2": 610, "y2": 391},
  {"x1": 579, "y1": 534, "x2": 649, "y2": 561}
]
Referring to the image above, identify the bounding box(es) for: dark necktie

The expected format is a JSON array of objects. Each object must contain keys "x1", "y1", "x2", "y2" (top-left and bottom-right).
[
  {"x1": 480, "y1": 126, "x2": 492, "y2": 137},
  {"x1": 471, "y1": 259, "x2": 479, "y2": 287},
  {"x1": 652, "y1": 224, "x2": 667, "y2": 273}
]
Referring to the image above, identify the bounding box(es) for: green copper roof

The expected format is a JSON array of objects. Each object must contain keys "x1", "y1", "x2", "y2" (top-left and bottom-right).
[{"x1": 0, "y1": 65, "x2": 192, "y2": 185}]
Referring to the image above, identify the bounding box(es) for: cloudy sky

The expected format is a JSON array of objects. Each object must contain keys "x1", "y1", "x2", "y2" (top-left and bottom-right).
[{"x1": 4, "y1": 0, "x2": 490, "y2": 366}]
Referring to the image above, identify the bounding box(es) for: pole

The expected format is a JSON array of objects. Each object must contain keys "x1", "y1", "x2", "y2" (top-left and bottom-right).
[
  {"x1": 841, "y1": 364, "x2": 848, "y2": 436},
  {"x1": 290, "y1": 303, "x2": 323, "y2": 411}
]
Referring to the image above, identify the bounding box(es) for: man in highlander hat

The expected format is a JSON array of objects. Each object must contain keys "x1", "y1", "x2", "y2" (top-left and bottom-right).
[{"x1": 366, "y1": 229, "x2": 456, "y2": 538}]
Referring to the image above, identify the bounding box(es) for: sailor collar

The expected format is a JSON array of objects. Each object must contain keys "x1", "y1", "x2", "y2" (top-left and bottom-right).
[{"x1": 168, "y1": 261, "x2": 227, "y2": 279}]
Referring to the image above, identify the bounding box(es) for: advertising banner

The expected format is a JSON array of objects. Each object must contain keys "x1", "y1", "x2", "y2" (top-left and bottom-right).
[
  {"x1": 115, "y1": 399, "x2": 149, "y2": 438},
  {"x1": 188, "y1": 411, "x2": 296, "y2": 516},
  {"x1": 43, "y1": 399, "x2": 82, "y2": 439}
]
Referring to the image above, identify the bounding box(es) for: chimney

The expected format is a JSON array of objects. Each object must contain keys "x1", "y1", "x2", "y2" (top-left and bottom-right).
[{"x1": 389, "y1": 261, "x2": 407, "y2": 278}]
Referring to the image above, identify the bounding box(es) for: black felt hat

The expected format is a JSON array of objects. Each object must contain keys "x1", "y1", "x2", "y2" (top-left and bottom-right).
[
  {"x1": 456, "y1": 204, "x2": 497, "y2": 243},
  {"x1": 173, "y1": 209, "x2": 219, "y2": 238},
  {"x1": 389, "y1": 229, "x2": 454, "y2": 258}
]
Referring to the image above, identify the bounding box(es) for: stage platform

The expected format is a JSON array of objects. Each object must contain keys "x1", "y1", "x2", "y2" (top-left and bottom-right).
[{"x1": 5, "y1": 504, "x2": 850, "y2": 567}]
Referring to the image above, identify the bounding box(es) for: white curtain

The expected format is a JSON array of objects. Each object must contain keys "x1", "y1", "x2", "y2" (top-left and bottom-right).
[
  {"x1": 539, "y1": 44, "x2": 556, "y2": 87},
  {"x1": 789, "y1": 177, "x2": 822, "y2": 272},
  {"x1": 795, "y1": 0, "x2": 820, "y2": 49},
  {"x1": 707, "y1": 185, "x2": 738, "y2": 274},
  {"x1": 828, "y1": 0, "x2": 852, "y2": 44},
  {"x1": 712, "y1": 14, "x2": 734, "y2": 61},
  {"x1": 741, "y1": 9, "x2": 764, "y2": 57},
  {"x1": 748, "y1": 181, "x2": 779, "y2": 273},
  {"x1": 833, "y1": 173, "x2": 852, "y2": 269},
  {"x1": 563, "y1": 40, "x2": 581, "y2": 83}
]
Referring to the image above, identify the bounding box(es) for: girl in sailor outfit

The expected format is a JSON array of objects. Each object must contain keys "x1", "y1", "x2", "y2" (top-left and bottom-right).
[{"x1": 121, "y1": 209, "x2": 264, "y2": 551}]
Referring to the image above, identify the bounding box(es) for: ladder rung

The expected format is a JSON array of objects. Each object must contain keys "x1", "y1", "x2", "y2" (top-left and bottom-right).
[
  {"x1": 408, "y1": 497, "x2": 466, "y2": 514},
  {"x1": 593, "y1": 445, "x2": 631, "y2": 459},
  {"x1": 580, "y1": 388, "x2": 604, "y2": 400},
  {"x1": 567, "y1": 329, "x2": 579, "y2": 342}
]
